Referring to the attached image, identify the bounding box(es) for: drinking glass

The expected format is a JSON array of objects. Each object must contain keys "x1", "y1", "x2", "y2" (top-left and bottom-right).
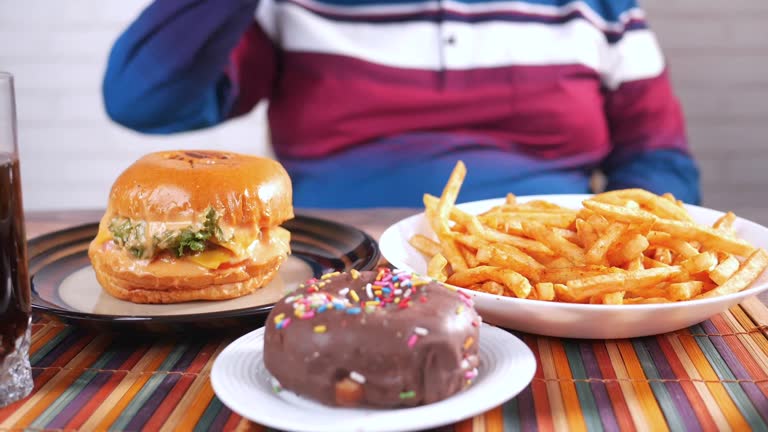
[{"x1": 0, "y1": 72, "x2": 33, "y2": 406}]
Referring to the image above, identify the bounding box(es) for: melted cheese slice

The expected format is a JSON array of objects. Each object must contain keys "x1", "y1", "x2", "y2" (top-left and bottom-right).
[
  {"x1": 94, "y1": 227, "x2": 112, "y2": 245},
  {"x1": 216, "y1": 229, "x2": 259, "y2": 256},
  {"x1": 186, "y1": 248, "x2": 235, "y2": 269}
]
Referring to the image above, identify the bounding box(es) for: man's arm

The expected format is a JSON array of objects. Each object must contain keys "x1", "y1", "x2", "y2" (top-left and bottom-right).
[
  {"x1": 602, "y1": 70, "x2": 700, "y2": 204},
  {"x1": 103, "y1": 0, "x2": 276, "y2": 134}
]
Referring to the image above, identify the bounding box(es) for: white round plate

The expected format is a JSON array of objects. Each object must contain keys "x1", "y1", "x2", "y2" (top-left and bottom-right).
[
  {"x1": 211, "y1": 325, "x2": 536, "y2": 432},
  {"x1": 379, "y1": 195, "x2": 768, "y2": 339}
]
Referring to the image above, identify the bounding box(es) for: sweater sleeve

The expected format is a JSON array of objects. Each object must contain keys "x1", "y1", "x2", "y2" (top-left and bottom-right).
[
  {"x1": 102, "y1": 0, "x2": 277, "y2": 134},
  {"x1": 598, "y1": 2, "x2": 701, "y2": 204},
  {"x1": 602, "y1": 71, "x2": 701, "y2": 204}
]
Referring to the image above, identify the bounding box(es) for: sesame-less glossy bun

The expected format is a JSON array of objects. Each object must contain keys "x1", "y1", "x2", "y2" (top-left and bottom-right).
[
  {"x1": 109, "y1": 150, "x2": 293, "y2": 226},
  {"x1": 264, "y1": 268, "x2": 482, "y2": 408},
  {"x1": 88, "y1": 150, "x2": 293, "y2": 304}
]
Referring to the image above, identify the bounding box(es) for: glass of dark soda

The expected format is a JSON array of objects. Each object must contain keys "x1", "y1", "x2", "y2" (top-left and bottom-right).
[{"x1": 0, "y1": 72, "x2": 33, "y2": 406}]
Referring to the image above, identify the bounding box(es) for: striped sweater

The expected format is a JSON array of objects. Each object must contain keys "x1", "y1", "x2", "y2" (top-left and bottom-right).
[{"x1": 103, "y1": 0, "x2": 700, "y2": 208}]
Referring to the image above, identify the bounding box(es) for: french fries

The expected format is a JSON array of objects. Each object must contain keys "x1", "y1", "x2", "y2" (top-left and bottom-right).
[
  {"x1": 713, "y1": 212, "x2": 737, "y2": 235},
  {"x1": 414, "y1": 161, "x2": 768, "y2": 305},
  {"x1": 709, "y1": 255, "x2": 740, "y2": 285},
  {"x1": 668, "y1": 281, "x2": 704, "y2": 301},
  {"x1": 534, "y1": 282, "x2": 555, "y2": 301},
  {"x1": 427, "y1": 253, "x2": 449, "y2": 283},
  {"x1": 566, "y1": 267, "x2": 685, "y2": 302},
  {"x1": 698, "y1": 249, "x2": 768, "y2": 299},
  {"x1": 680, "y1": 251, "x2": 718, "y2": 274},
  {"x1": 575, "y1": 219, "x2": 599, "y2": 250},
  {"x1": 409, "y1": 234, "x2": 442, "y2": 257},
  {"x1": 447, "y1": 266, "x2": 532, "y2": 299},
  {"x1": 585, "y1": 222, "x2": 626, "y2": 265},
  {"x1": 522, "y1": 221, "x2": 586, "y2": 265}
]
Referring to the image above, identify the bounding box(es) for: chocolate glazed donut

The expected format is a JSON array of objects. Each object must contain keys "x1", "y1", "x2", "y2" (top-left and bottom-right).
[{"x1": 264, "y1": 268, "x2": 482, "y2": 408}]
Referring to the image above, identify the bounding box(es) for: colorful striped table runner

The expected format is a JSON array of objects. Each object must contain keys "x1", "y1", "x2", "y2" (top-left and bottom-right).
[{"x1": 2, "y1": 297, "x2": 767, "y2": 432}]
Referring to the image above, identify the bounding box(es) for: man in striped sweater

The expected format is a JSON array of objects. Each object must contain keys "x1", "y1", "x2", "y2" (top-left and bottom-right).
[{"x1": 103, "y1": 0, "x2": 700, "y2": 208}]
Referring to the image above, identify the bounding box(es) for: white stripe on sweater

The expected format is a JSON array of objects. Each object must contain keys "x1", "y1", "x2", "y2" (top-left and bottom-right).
[
  {"x1": 266, "y1": 0, "x2": 644, "y2": 34},
  {"x1": 257, "y1": 2, "x2": 662, "y2": 87}
]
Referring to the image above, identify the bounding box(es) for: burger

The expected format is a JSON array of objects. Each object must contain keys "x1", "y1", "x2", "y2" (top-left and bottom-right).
[{"x1": 88, "y1": 150, "x2": 293, "y2": 304}]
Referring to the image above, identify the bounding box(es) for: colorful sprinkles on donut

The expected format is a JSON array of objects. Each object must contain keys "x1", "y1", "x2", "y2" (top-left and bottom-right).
[{"x1": 279, "y1": 268, "x2": 474, "y2": 320}]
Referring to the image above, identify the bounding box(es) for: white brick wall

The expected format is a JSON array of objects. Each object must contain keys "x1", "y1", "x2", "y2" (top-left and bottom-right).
[
  {"x1": 1, "y1": 0, "x2": 766, "y2": 224},
  {"x1": 644, "y1": 1, "x2": 768, "y2": 225}
]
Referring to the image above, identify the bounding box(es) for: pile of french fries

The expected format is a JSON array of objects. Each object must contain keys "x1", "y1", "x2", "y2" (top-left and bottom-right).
[{"x1": 410, "y1": 162, "x2": 768, "y2": 304}]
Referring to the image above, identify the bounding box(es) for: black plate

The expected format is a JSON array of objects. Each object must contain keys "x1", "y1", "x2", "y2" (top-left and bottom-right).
[{"x1": 29, "y1": 215, "x2": 380, "y2": 334}]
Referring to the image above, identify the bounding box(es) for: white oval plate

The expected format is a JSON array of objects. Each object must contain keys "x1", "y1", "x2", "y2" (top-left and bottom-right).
[
  {"x1": 379, "y1": 195, "x2": 768, "y2": 339},
  {"x1": 211, "y1": 325, "x2": 536, "y2": 432}
]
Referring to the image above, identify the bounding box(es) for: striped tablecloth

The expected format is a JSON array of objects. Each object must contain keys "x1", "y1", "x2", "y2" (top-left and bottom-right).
[{"x1": 2, "y1": 298, "x2": 767, "y2": 432}]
